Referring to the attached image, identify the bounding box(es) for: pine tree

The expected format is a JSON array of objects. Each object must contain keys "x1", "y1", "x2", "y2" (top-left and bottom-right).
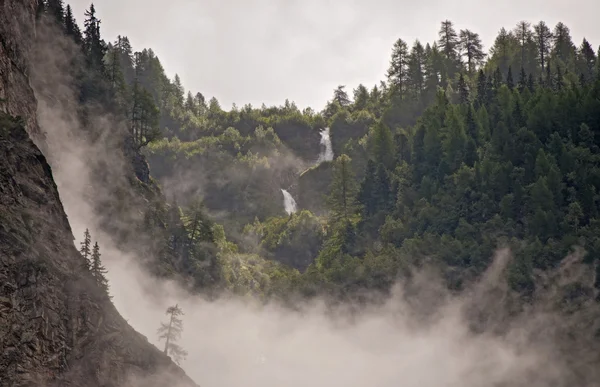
[
  {"x1": 80, "y1": 228, "x2": 92, "y2": 269},
  {"x1": 157, "y1": 304, "x2": 188, "y2": 365},
  {"x1": 90, "y1": 242, "x2": 110, "y2": 297}
]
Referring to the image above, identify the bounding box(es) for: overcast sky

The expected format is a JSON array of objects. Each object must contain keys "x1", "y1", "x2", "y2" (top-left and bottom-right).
[{"x1": 68, "y1": 0, "x2": 599, "y2": 110}]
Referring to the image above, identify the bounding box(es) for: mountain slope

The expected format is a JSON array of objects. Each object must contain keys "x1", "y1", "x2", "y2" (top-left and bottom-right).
[{"x1": 0, "y1": 1, "x2": 198, "y2": 386}]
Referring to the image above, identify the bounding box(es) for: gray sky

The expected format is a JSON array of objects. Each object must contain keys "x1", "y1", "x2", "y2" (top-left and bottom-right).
[{"x1": 69, "y1": 0, "x2": 599, "y2": 111}]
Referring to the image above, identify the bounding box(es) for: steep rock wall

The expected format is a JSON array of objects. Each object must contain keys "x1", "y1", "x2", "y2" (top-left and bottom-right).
[{"x1": 0, "y1": 1, "x2": 198, "y2": 386}]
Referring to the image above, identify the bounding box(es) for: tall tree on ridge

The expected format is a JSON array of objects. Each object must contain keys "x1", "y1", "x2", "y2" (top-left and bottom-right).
[{"x1": 459, "y1": 29, "x2": 486, "y2": 74}]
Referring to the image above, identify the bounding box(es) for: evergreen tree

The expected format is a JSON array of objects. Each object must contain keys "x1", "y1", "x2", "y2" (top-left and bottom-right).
[
  {"x1": 80, "y1": 228, "x2": 92, "y2": 270},
  {"x1": 333, "y1": 85, "x2": 351, "y2": 107},
  {"x1": 64, "y1": 5, "x2": 82, "y2": 44},
  {"x1": 506, "y1": 66, "x2": 515, "y2": 89},
  {"x1": 327, "y1": 154, "x2": 359, "y2": 224},
  {"x1": 90, "y1": 242, "x2": 110, "y2": 296},
  {"x1": 457, "y1": 73, "x2": 469, "y2": 104},
  {"x1": 353, "y1": 84, "x2": 369, "y2": 111},
  {"x1": 407, "y1": 41, "x2": 426, "y2": 97},
  {"x1": 578, "y1": 38, "x2": 597, "y2": 82},
  {"x1": 130, "y1": 76, "x2": 160, "y2": 149},
  {"x1": 83, "y1": 4, "x2": 106, "y2": 73},
  {"x1": 46, "y1": 0, "x2": 64, "y2": 26},
  {"x1": 157, "y1": 304, "x2": 188, "y2": 365},
  {"x1": 387, "y1": 38, "x2": 409, "y2": 99}
]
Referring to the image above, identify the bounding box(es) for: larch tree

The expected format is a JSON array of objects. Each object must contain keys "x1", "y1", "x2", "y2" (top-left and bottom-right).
[
  {"x1": 437, "y1": 20, "x2": 461, "y2": 81},
  {"x1": 552, "y1": 22, "x2": 576, "y2": 64},
  {"x1": 459, "y1": 29, "x2": 486, "y2": 74},
  {"x1": 333, "y1": 85, "x2": 351, "y2": 107},
  {"x1": 534, "y1": 21, "x2": 553, "y2": 72},
  {"x1": 157, "y1": 304, "x2": 188, "y2": 365},
  {"x1": 387, "y1": 38, "x2": 409, "y2": 99}
]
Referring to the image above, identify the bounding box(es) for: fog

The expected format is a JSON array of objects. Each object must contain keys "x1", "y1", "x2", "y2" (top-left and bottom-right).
[{"x1": 27, "y1": 15, "x2": 599, "y2": 387}]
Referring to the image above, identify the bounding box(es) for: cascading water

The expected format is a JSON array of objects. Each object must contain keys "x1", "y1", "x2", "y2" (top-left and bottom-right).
[
  {"x1": 281, "y1": 189, "x2": 298, "y2": 215},
  {"x1": 317, "y1": 127, "x2": 334, "y2": 163}
]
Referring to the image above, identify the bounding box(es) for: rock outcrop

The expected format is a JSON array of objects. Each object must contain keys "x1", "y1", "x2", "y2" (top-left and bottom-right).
[{"x1": 0, "y1": 1, "x2": 198, "y2": 386}]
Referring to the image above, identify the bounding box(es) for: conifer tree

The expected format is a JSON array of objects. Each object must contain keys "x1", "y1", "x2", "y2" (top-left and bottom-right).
[
  {"x1": 438, "y1": 20, "x2": 461, "y2": 80},
  {"x1": 83, "y1": 3, "x2": 106, "y2": 73},
  {"x1": 552, "y1": 22, "x2": 575, "y2": 64},
  {"x1": 91, "y1": 242, "x2": 110, "y2": 296},
  {"x1": 407, "y1": 41, "x2": 426, "y2": 97},
  {"x1": 534, "y1": 21, "x2": 553, "y2": 72},
  {"x1": 458, "y1": 29, "x2": 485, "y2": 74},
  {"x1": 80, "y1": 228, "x2": 92, "y2": 269},
  {"x1": 333, "y1": 85, "x2": 351, "y2": 107},
  {"x1": 327, "y1": 154, "x2": 359, "y2": 224},
  {"x1": 64, "y1": 5, "x2": 82, "y2": 44},
  {"x1": 352, "y1": 84, "x2": 369, "y2": 111},
  {"x1": 457, "y1": 73, "x2": 469, "y2": 104},
  {"x1": 387, "y1": 38, "x2": 409, "y2": 98},
  {"x1": 157, "y1": 304, "x2": 188, "y2": 365},
  {"x1": 506, "y1": 66, "x2": 515, "y2": 89},
  {"x1": 46, "y1": 0, "x2": 64, "y2": 26}
]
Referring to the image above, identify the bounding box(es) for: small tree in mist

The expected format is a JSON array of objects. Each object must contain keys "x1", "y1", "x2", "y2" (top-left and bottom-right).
[
  {"x1": 157, "y1": 304, "x2": 188, "y2": 365},
  {"x1": 80, "y1": 228, "x2": 92, "y2": 270}
]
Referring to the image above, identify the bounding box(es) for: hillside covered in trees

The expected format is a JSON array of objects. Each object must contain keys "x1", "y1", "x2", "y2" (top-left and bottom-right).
[{"x1": 33, "y1": 0, "x2": 600, "y2": 306}]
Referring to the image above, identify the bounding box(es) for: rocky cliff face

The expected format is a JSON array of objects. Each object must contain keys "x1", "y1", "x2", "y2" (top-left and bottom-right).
[{"x1": 0, "y1": 1, "x2": 198, "y2": 386}]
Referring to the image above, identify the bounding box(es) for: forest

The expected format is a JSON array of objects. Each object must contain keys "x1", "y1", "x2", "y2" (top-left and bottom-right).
[{"x1": 35, "y1": 0, "x2": 600, "y2": 303}]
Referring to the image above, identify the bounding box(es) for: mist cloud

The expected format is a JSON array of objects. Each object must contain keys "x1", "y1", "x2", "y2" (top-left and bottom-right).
[{"x1": 27, "y1": 13, "x2": 600, "y2": 387}]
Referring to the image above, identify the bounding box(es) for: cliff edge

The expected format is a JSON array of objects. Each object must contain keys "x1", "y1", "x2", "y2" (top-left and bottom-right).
[{"x1": 0, "y1": 1, "x2": 198, "y2": 386}]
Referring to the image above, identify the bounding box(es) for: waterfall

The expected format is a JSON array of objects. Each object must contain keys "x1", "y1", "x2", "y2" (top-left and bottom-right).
[
  {"x1": 281, "y1": 189, "x2": 298, "y2": 215},
  {"x1": 317, "y1": 127, "x2": 334, "y2": 163}
]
